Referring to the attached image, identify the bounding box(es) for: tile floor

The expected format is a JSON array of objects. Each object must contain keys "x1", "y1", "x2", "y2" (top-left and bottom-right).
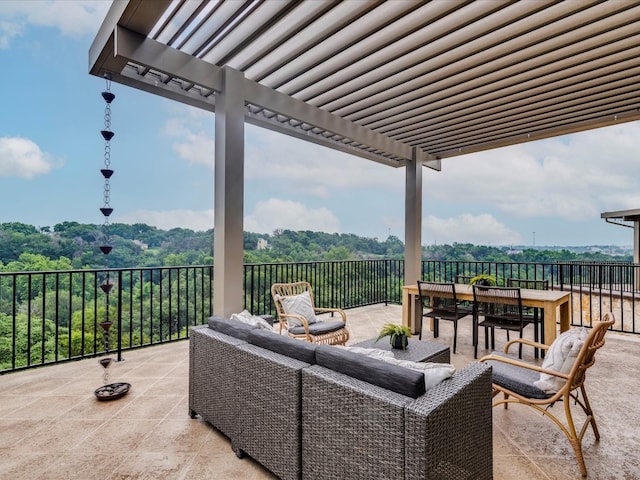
[{"x1": 1, "y1": 304, "x2": 639, "y2": 479}]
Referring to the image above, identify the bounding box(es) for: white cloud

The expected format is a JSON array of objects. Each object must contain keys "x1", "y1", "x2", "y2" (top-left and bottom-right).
[
  {"x1": 0, "y1": 19, "x2": 20, "y2": 48},
  {"x1": 161, "y1": 106, "x2": 215, "y2": 167},
  {"x1": 0, "y1": 0, "x2": 110, "y2": 48},
  {"x1": 424, "y1": 214, "x2": 522, "y2": 246},
  {"x1": 245, "y1": 198, "x2": 341, "y2": 234},
  {"x1": 159, "y1": 106, "x2": 406, "y2": 196},
  {"x1": 245, "y1": 126, "x2": 405, "y2": 197},
  {"x1": 424, "y1": 122, "x2": 640, "y2": 221},
  {"x1": 118, "y1": 199, "x2": 340, "y2": 235},
  {"x1": 119, "y1": 209, "x2": 214, "y2": 232},
  {"x1": 0, "y1": 137, "x2": 57, "y2": 178}
]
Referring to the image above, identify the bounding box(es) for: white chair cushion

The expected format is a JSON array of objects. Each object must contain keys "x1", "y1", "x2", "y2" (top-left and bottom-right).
[
  {"x1": 534, "y1": 327, "x2": 588, "y2": 393},
  {"x1": 277, "y1": 291, "x2": 318, "y2": 327}
]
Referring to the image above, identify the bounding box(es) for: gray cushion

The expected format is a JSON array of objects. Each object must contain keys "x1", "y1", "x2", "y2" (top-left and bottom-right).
[
  {"x1": 208, "y1": 315, "x2": 257, "y2": 341},
  {"x1": 248, "y1": 329, "x2": 317, "y2": 364},
  {"x1": 485, "y1": 352, "x2": 551, "y2": 399},
  {"x1": 315, "y1": 345, "x2": 426, "y2": 398},
  {"x1": 288, "y1": 320, "x2": 346, "y2": 336}
]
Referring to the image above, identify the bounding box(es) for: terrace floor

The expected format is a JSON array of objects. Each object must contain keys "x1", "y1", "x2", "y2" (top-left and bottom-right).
[{"x1": 1, "y1": 304, "x2": 639, "y2": 480}]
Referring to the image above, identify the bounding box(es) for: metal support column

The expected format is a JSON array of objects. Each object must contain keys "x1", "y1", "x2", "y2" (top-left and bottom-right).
[
  {"x1": 404, "y1": 148, "x2": 422, "y2": 332},
  {"x1": 214, "y1": 67, "x2": 245, "y2": 317}
]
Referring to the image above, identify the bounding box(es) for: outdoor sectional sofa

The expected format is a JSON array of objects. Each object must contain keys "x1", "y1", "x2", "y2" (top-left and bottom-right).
[{"x1": 189, "y1": 316, "x2": 493, "y2": 480}]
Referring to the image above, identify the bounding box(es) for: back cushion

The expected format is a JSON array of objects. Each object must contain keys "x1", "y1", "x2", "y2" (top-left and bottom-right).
[
  {"x1": 248, "y1": 329, "x2": 317, "y2": 364},
  {"x1": 208, "y1": 315, "x2": 257, "y2": 341},
  {"x1": 315, "y1": 345, "x2": 426, "y2": 398}
]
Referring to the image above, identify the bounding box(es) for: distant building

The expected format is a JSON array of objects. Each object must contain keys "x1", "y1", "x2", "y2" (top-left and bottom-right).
[
  {"x1": 132, "y1": 239, "x2": 149, "y2": 250},
  {"x1": 257, "y1": 238, "x2": 269, "y2": 250}
]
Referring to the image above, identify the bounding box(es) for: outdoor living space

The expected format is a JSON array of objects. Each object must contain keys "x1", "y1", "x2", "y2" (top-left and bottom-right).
[{"x1": 0, "y1": 304, "x2": 638, "y2": 480}]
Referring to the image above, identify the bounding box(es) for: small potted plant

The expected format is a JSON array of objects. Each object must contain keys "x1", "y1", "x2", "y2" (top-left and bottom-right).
[
  {"x1": 469, "y1": 273, "x2": 498, "y2": 286},
  {"x1": 376, "y1": 323, "x2": 412, "y2": 350}
]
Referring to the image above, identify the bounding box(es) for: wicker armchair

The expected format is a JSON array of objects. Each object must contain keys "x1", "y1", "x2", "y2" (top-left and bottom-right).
[
  {"x1": 480, "y1": 313, "x2": 615, "y2": 477},
  {"x1": 271, "y1": 281, "x2": 349, "y2": 345}
]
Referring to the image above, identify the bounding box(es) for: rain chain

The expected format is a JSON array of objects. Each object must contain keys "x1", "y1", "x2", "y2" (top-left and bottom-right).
[
  {"x1": 94, "y1": 75, "x2": 131, "y2": 401},
  {"x1": 98, "y1": 75, "x2": 115, "y2": 384}
]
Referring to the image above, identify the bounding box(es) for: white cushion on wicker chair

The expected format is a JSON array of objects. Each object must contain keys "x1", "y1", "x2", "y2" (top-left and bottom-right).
[
  {"x1": 277, "y1": 291, "x2": 318, "y2": 327},
  {"x1": 534, "y1": 327, "x2": 588, "y2": 393}
]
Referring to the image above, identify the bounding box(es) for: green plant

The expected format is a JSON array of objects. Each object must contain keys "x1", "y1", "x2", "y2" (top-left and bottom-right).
[
  {"x1": 375, "y1": 323, "x2": 412, "y2": 350},
  {"x1": 469, "y1": 273, "x2": 498, "y2": 286}
]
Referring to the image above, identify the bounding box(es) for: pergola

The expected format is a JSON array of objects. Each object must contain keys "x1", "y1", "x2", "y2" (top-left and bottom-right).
[{"x1": 90, "y1": 0, "x2": 640, "y2": 317}]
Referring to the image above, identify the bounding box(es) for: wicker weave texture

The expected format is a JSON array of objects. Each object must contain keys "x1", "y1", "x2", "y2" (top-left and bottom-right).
[
  {"x1": 302, "y1": 365, "x2": 412, "y2": 480},
  {"x1": 234, "y1": 343, "x2": 309, "y2": 480},
  {"x1": 404, "y1": 362, "x2": 493, "y2": 480},
  {"x1": 189, "y1": 326, "x2": 246, "y2": 438}
]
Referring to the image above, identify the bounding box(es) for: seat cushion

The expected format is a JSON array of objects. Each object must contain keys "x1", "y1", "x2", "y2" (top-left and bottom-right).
[
  {"x1": 208, "y1": 315, "x2": 257, "y2": 341},
  {"x1": 248, "y1": 328, "x2": 317, "y2": 364},
  {"x1": 288, "y1": 319, "x2": 346, "y2": 336},
  {"x1": 315, "y1": 345, "x2": 426, "y2": 398},
  {"x1": 380, "y1": 358, "x2": 455, "y2": 391},
  {"x1": 485, "y1": 352, "x2": 551, "y2": 399}
]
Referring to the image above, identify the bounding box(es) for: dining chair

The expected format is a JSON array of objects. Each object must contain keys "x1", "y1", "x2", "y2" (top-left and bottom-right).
[
  {"x1": 507, "y1": 278, "x2": 549, "y2": 357},
  {"x1": 417, "y1": 280, "x2": 470, "y2": 353},
  {"x1": 472, "y1": 285, "x2": 533, "y2": 359},
  {"x1": 480, "y1": 313, "x2": 615, "y2": 477}
]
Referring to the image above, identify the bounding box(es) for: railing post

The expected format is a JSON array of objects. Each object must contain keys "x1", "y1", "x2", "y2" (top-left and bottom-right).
[{"x1": 117, "y1": 270, "x2": 123, "y2": 362}]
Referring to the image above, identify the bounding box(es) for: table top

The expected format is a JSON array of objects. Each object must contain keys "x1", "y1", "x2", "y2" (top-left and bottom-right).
[
  {"x1": 404, "y1": 283, "x2": 570, "y2": 305},
  {"x1": 353, "y1": 337, "x2": 450, "y2": 363}
]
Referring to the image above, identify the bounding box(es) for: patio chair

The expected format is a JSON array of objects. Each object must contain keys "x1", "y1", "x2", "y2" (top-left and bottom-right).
[
  {"x1": 480, "y1": 313, "x2": 615, "y2": 477},
  {"x1": 507, "y1": 278, "x2": 549, "y2": 357},
  {"x1": 271, "y1": 281, "x2": 349, "y2": 345},
  {"x1": 472, "y1": 285, "x2": 532, "y2": 359},
  {"x1": 417, "y1": 280, "x2": 470, "y2": 353}
]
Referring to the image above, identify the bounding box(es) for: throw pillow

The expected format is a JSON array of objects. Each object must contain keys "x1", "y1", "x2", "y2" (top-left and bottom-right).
[
  {"x1": 277, "y1": 291, "x2": 318, "y2": 327},
  {"x1": 231, "y1": 310, "x2": 273, "y2": 330},
  {"x1": 533, "y1": 327, "x2": 588, "y2": 393},
  {"x1": 338, "y1": 346, "x2": 395, "y2": 361},
  {"x1": 381, "y1": 358, "x2": 456, "y2": 390}
]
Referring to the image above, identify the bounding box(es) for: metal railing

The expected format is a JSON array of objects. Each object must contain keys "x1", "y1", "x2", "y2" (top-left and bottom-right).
[
  {"x1": 1, "y1": 259, "x2": 639, "y2": 374},
  {"x1": 0, "y1": 266, "x2": 214, "y2": 373}
]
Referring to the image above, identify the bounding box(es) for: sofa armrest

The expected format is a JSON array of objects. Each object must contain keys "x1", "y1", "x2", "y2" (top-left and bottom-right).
[
  {"x1": 301, "y1": 365, "x2": 412, "y2": 480},
  {"x1": 234, "y1": 343, "x2": 310, "y2": 480},
  {"x1": 404, "y1": 362, "x2": 493, "y2": 480},
  {"x1": 189, "y1": 325, "x2": 246, "y2": 437}
]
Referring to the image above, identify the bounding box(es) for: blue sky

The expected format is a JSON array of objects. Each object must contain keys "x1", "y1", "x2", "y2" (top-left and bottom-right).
[{"x1": 1, "y1": 1, "x2": 640, "y2": 247}]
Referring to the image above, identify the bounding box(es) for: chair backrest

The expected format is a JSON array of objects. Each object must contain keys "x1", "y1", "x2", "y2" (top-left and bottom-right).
[
  {"x1": 417, "y1": 280, "x2": 458, "y2": 312},
  {"x1": 473, "y1": 285, "x2": 523, "y2": 319},
  {"x1": 271, "y1": 281, "x2": 316, "y2": 318},
  {"x1": 569, "y1": 312, "x2": 615, "y2": 390},
  {"x1": 455, "y1": 274, "x2": 473, "y2": 284},
  {"x1": 507, "y1": 278, "x2": 549, "y2": 290}
]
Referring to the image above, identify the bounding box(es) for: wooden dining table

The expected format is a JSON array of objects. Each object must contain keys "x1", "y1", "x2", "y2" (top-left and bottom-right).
[{"x1": 402, "y1": 283, "x2": 571, "y2": 346}]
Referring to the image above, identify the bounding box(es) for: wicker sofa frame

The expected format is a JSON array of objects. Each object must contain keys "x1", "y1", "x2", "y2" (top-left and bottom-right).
[{"x1": 189, "y1": 318, "x2": 493, "y2": 480}]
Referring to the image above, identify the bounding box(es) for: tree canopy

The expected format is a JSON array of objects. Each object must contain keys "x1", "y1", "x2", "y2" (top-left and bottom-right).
[{"x1": 0, "y1": 222, "x2": 631, "y2": 272}]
